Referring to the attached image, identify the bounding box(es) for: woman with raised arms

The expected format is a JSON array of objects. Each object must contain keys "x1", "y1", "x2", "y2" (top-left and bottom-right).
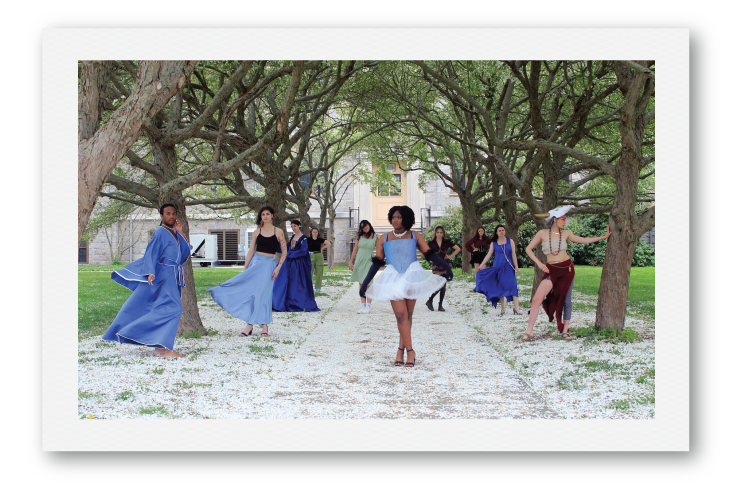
[{"x1": 521, "y1": 206, "x2": 611, "y2": 342}]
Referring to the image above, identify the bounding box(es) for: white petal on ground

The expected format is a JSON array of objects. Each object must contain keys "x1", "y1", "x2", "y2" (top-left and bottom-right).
[{"x1": 78, "y1": 272, "x2": 654, "y2": 419}]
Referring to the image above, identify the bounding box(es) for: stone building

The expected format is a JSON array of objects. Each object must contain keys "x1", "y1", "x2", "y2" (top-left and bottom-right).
[{"x1": 79, "y1": 159, "x2": 463, "y2": 266}]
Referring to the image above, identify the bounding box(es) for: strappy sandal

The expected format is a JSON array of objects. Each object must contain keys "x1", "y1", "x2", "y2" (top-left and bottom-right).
[
  {"x1": 240, "y1": 326, "x2": 253, "y2": 337},
  {"x1": 405, "y1": 349, "x2": 416, "y2": 368},
  {"x1": 519, "y1": 333, "x2": 535, "y2": 343},
  {"x1": 560, "y1": 332, "x2": 574, "y2": 340},
  {"x1": 260, "y1": 328, "x2": 269, "y2": 337},
  {"x1": 513, "y1": 309, "x2": 522, "y2": 315},
  {"x1": 394, "y1": 347, "x2": 405, "y2": 367}
]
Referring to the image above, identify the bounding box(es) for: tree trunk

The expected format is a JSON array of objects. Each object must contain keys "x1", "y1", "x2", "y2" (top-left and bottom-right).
[
  {"x1": 459, "y1": 194, "x2": 480, "y2": 273},
  {"x1": 327, "y1": 207, "x2": 336, "y2": 270},
  {"x1": 263, "y1": 178, "x2": 289, "y2": 240},
  {"x1": 78, "y1": 60, "x2": 198, "y2": 243},
  {"x1": 595, "y1": 62, "x2": 653, "y2": 333},
  {"x1": 151, "y1": 135, "x2": 206, "y2": 336},
  {"x1": 171, "y1": 198, "x2": 206, "y2": 336}
]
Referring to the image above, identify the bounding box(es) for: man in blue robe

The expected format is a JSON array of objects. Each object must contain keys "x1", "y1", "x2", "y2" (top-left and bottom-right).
[{"x1": 102, "y1": 204, "x2": 192, "y2": 358}]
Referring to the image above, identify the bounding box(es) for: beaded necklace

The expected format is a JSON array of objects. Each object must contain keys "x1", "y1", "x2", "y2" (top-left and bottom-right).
[{"x1": 548, "y1": 226, "x2": 562, "y2": 256}]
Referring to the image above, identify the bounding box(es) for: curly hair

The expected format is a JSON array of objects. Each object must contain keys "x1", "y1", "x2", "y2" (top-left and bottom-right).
[
  {"x1": 491, "y1": 224, "x2": 506, "y2": 242},
  {"x1": 256, "y1": 206, "x2": 275, "y2": 227},
  {"x1": 387, "y1": 205, "x2": 415, "y2": 231},
  {"x1": 357, "y1": 219, "x2": 375, "y2": 239},
  {"x1": 159, "y1": 203, "x2": 177, "y2": 215}
]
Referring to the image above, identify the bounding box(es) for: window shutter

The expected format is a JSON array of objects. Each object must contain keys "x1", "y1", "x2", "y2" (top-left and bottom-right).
[
  {"x1": 225, "y1": 231, "x2": 239, "y2": 260},
  {"x1": 78, "y1": 240, "x2": 88, "y2": 264},
  {"x1": 210, "y1": 230, "x2": 240, "y2": 260}
]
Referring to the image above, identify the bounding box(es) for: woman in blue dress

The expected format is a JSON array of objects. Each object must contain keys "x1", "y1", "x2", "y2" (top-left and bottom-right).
[
  {"x1": 209, "y1": 206, "x2": 287, "y2": 337},
  {"x1": 475, "y1": 224, "x2": 521, "y2": 315},
  {"x1": 272, "y1": 219, "x2": 320, "y2": 312},
  {"x1": 102, "y1": 204, "x2": 192, "y2": 358},
  {"x1": 359, "y1": 206, "x2": 453, "y2": 368}
]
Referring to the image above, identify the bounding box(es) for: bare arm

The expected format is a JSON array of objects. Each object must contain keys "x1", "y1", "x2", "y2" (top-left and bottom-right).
[
  {"x1": 349, "y1": 238, "x2": 359, "y2": 270},
  {"x1": 479, "y1": 242, "x2": 494, "y2": 270},
  {"x1": 273, "y1": 227, "x2": 287, "y2": 279},
  {"x1": 511, "y1": 239, "x2": 519, "y2": 272},
  {"x1": 449, "y1": 244, "x2": 461, "y2": 259},
  {"x1": 322, "y1": 240, "x2": 331, "y2": 250},
  {"x1": 374, "y1": 234, "x2": 385, "y2": 260},
  {"x1": 415, "y1": 232, "x2": 432, "y2": 254},
  {"x1": 525, "y1": 232, "x2": 549, "y2": 273},
  {"x1": 244, "y1": 230, "x2": 258, "y2": 270},
  {"x1": 565, "y1": 226, "x2": 612, "y2": 244}
]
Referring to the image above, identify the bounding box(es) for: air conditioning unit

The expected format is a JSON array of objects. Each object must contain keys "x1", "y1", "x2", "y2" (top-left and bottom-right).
[{"x1": 189, "y1": 234, "x2": 219, "y2": 267}]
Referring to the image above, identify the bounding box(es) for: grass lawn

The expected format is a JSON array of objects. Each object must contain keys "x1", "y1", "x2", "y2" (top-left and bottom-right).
[
  {"x1": 451, "y1": 265, "x2": 654, "y2": 320},
  {"x1": 78, "y1": 264, "x2": 654, "y2": 336}
]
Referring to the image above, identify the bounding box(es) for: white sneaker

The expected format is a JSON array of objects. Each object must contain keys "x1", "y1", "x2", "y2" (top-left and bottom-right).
[
  {"x1": 362, "y1": 303, "x2": 372, "y2": 314},
  {"x1": 357, "y1": 304, "x2": 366, "y2": 313}
]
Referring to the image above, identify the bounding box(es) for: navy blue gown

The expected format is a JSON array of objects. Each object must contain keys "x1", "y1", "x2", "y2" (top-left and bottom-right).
[
  {"x1": 475, "y1": 240, "x2": 519, "y2": 308},
  {"x1": 272, "y1": 235, "x2": 320, "y2": 312},
  {"x1": 102, "y1": 226, "x2": 192, "y2": 351}
]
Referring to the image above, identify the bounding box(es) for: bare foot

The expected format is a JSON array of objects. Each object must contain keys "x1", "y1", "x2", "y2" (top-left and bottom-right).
[
  {"x1": 261, "y1": 326, "x2": 269, "y2": 337},
  {"x1": 153, "y1": 348, "x2": 166, "y2": 356},
  {"x1": 163, "y1": 350, "x2": 185, "y2": 358}
]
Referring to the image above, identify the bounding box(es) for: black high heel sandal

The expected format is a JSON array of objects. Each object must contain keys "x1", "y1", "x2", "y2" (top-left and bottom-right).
[
  {"x1": 240, "y1": 326, "x2": 254, "y2": 337},
  {"x1": 394, "y1": 347, "x2": 405, "y2": 366},
  {"x1": 405, "y1": 349, "x2": 416, "y2": 368}
]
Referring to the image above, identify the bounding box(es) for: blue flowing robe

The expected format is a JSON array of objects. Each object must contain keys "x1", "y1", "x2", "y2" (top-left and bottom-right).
[
  {"x1": 475, "y1": 240, "x2": 519, "y2": 308},
  {"x1": 272, "y1": 235, "x2": 320, "y2": 312},
  {"x1": 102, "y1": 226, "x2": 192, "y2": 351}
]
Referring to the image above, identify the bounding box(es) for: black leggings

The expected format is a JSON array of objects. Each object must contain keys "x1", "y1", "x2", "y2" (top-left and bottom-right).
[{"x1": 428, "y1": 284, "x2": 446, "y2": 305}]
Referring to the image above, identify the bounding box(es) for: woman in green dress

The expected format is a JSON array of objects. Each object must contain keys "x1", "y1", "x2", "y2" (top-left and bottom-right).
[
  {"x1": 308, "y1": 227, "x2": 331, "y2": 293},
  {"x1": 349, "y1": 220, "x2": 377, "y2": 313}
]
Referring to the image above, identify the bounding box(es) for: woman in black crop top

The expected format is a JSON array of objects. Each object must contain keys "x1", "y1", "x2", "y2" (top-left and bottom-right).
[{"x1": 208, "y1": 206, "x2": 287, "y2": 337}]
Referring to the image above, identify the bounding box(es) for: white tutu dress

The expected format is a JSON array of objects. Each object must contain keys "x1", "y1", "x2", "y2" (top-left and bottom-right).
[{"x1": 366, "y1": 231, "x2": 446, "y2": 302}]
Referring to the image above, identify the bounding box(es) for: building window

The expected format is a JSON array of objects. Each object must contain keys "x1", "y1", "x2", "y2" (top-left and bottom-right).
[
  {"x1": 378, "y1": 173, "x2": 402, "y2": 196},
  {"x1": 78, "y1": 240, "x2": 88, "y2": 264},
  {"x1": 300, "y1": 173, "x2": 311, "y2": 188},
  {"x1": 210, "y1": 230, "x2": 241, "y2": 260}
]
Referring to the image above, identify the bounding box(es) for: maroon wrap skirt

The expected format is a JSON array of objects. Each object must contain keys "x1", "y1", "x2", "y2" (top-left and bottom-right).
[{"x1": 541, "y1": 259, "x2": 575, "y2": 332}]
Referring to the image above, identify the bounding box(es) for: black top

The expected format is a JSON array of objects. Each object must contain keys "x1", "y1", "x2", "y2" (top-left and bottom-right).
[
  {"x1": 429, "y1": 238, "x2": 455, "y2": 258},
  {"x1": 255, "y1": 231, "x2": 278, "y2": 254},
  {"x1": 308, "y1": 237, "x2": 326, "y2": 253}
]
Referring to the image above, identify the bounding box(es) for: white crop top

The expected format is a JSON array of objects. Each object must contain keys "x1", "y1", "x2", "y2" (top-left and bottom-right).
[{"x1": 541, "y1": 237, "x2": 567, "y2": 255}]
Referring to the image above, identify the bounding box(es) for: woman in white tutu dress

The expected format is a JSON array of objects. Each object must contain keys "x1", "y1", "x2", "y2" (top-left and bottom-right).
[{"x1": 360, "y1": 206, "x2": 453, "y2": 367}]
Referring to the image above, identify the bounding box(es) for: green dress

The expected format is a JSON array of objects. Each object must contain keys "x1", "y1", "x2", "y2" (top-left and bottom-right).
[{"x1": 350, "y1": 235, "x2": 377, "y2": 283}]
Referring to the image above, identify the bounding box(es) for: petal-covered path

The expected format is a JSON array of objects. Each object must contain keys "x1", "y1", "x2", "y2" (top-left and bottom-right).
[
  {"x1": 248, "y1": 283, "x2": 558, "y2": 419},
  {"x1": 79, "y1": 269, "x2": 653, "y2": 420}
]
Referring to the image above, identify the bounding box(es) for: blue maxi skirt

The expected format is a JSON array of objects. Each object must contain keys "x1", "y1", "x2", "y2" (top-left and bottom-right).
[{"x1": 209, "y1": 254, "x2": 276, "y2": 325}]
